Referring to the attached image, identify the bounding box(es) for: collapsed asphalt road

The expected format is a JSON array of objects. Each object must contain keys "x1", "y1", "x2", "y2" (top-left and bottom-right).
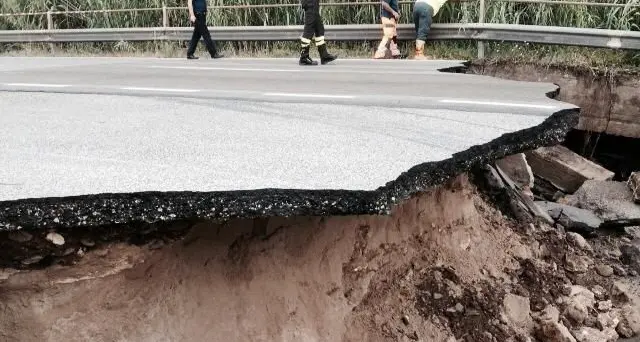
[{"x1": 0, "y1": 57, "x2": 579, "y2": 230}]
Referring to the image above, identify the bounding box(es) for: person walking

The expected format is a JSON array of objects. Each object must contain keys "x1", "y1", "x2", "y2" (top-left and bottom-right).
[
  {"x1": 298, "y1": 0, "x2": 337, "y2": 66},
  {"x1": 374, "y1": 0, "x2": 401, "y2": 59},
  {"x1": 412, "y1": 0, "x2": 459, "y2": 59},
  {"x1": 186, "y1": 0, "x2": 223, "y2": 60}
]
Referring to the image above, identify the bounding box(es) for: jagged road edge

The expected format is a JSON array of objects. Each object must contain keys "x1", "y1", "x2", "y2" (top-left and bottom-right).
[
  {"x1": 0, "y1": 93, "x2": 580, "y2": 232},
  {"x1": 0, "y1": 108, "x2": 580, "y2": 231}
]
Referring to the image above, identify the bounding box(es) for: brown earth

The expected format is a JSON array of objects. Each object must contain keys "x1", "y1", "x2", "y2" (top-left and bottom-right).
[
  {"x1": 469, "y1": 61, "x2": 640, "y2": 139},
  {"x1": 2, "y1": 172, "x2": 639, "y2": 342}
]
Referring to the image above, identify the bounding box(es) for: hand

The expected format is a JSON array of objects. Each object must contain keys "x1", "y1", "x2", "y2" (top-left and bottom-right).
[
  {"x1": 393, "y1": 11, "x2": 401, "y2": 20},
  {"x1": 190, "y1": 15, "x2": 196, "y2": 23}
]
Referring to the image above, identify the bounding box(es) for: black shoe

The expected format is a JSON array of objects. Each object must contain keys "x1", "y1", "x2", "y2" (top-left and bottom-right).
[
  {"x1": 211, "y1": 52, "x2": 224, "y2": 59},
  {"x1": 318, "y1": 44, "x2": 337, "y2": 65},
  {"x1": 187, "y1": 54, "x2": 199, "y2": 60},
  {"x1": 299, "y1": 46, "x2": 318, "y2": 66}
]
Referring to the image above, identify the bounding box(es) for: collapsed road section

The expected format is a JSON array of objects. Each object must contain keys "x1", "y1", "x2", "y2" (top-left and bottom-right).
[
  {"x1": 0, "y1": 57, "x2": 577, "y2": 231},
  {"x1": 6, "y1": 57, "x2": 640, "y2": 342}
]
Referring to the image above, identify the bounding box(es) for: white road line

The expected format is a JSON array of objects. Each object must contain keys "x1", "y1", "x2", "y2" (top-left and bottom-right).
[
  {"x1": 5, "y1": 83, "x2": 70, "y2": 88},
  {"x1": 146, "y1": 65, "x2": 443, "y2": 75},
  {"x1": 149, "y1": 65, "x2": 303, "y2": 72},
  {"x1": 263, "y1": 92, "x2": 355, "y2": 99},
  {"x1": 120, "y1": 86, "x2": 200, "y2": 93},
  {"x1": 439, "y1": 99, "x2": 556, "y2": 109}
]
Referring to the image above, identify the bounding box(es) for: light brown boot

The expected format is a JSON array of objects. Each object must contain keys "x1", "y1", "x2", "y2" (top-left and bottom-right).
[
  {"x1": 414, "y1": 40, "x2": 426, "y2": 60},
  {"x1": 373, "y1": 47, "x2": 389, "y2": 59}
]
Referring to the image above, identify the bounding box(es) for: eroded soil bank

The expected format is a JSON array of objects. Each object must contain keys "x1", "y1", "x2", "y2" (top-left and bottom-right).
[
  {"x1": 469, "y1": 61, "x2": 640, "y2": 140},
  {"x1": 468, "y1": 61, "x2": 640, "y2": 181},
  {"x1": 1, "y1": 173, "x2": 639, "y2": 342}
]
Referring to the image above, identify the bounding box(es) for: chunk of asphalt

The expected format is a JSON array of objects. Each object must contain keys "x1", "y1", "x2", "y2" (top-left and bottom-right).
[{"x1": 535, "y1": 201, "x2": 603, "y2": 234}]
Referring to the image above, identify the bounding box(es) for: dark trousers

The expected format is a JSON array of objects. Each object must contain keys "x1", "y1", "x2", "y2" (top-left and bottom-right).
[
  {"x1": 413, "y1": 2, "x2": 434, "y2": 41},
  {"x1": 300, "y1": 0, "x2": 324, "y2": 41},
  {"x1": 187, "y1": 12, "x2": 218, "y2": 56}
]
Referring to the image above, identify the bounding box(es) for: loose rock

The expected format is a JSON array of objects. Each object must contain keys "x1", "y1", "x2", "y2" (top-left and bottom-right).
[
  {"x1": 565, "y1": 254, "x2": 592, "y2": 273},
  {"x1": 8, "y1": 230, "x2": 33, "y2": 243},
  {"x1": 80, "y1": 239, "x2": 95, "y2": 247},
  {"x1": 564, "y1": 179, "x2": 640, "y2": 221},
  {"x1": 611, "y1": 282, "x2": 632, "y2": 303},
  {"x1": 596, "y1": 264, "x2": 614, "y2": 277},
  {"x1": 21, "y1": 255, "x2": 43, "y2": 265},
  {"x1": 566, "y1": 232, "x2": 592, "y2": 251},
  {"x1": 539, "y1": 320, "x2": 577, "y2": 342},
  {"x1": 591, "y1": 285, "x2": 607, "y2": 300},
  {"x1": 620, "y1": 243, "x2": 640, "y2": 273},
  {"x1": 618, "y1": 305, "x2": 640, "y2": 337},
  {"x1": 571, "y1": 326, "x2": 618, "y2": 342},
  {"x1": 502, "y1": 294, "x2": 533, "y2": 332},
  {"x1": 612, "y1": 265, "x2": 627, "y2": 277},
  {"x1": 597, "y1": 300, "x2": 613, "y2": 312},
  {"x1": 628, "y1": 172, "x2": 640, "y2": 204},
  {"x1": 596, "y1": 311, "x2": 619, "y2": 330},
  {"x1": 45, "y1": 232, "x2": 65, "y2": 246},
  {"x1": 563, "y1": 286, "x2": 596, "y2": 325},
  {"x1": 536, "y1": 201, "x2": 602, "y2": 233}
]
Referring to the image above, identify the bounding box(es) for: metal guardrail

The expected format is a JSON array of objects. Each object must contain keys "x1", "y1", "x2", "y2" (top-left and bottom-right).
[
  {"x1": 1, "y1": 1, "x2": 639, "y2": 57},
  {"x1": 1, "y1": 23, "x2": 638, "y2": 50}
]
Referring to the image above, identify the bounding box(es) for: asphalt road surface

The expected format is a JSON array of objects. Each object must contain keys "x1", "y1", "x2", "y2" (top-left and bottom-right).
[{"x1": 0, "y1": 57, "x2": 577, "y2": 202}]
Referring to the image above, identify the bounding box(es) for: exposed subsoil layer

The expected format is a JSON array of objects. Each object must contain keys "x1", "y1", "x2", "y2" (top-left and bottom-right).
[{"x1": 2, "y1": 174, "x2": 639, "y2": 342}]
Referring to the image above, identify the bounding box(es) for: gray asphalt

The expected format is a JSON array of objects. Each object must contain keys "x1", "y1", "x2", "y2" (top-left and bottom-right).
[{"x1": 0, "y1": 57, "x2": 577, "y2": 201}]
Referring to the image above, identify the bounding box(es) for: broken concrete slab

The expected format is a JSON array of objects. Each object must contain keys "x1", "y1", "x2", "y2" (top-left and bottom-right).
[
  {"x1": 536, "y1": 201, "x2": 603, "y2": 233},
  {"x1": 495, "y1": 153, "x2": 534, "y2": 190},
  {"x1": 629, "y1": 172, "x2": 640, "y2": 204},
  {"x1": 525, "y1": 145, "x2": 615, "y2": 194},
  {"x1": 563, "y1": 180, "x2": 640, "y2": 221},
  {"x1": 493, "y1": 163, "x2": 554, "y2": 225}
]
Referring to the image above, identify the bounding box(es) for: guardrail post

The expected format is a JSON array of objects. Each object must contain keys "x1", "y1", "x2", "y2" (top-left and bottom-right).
[
  {"x1": 162, "y1": 4, "x2": 168, "y2": 28},
  {"x1": 47, "y1": 8, "x2": 55, "y2": 54},
  {"x1": 477, "y1": 0, "x2": 486, "y2": 59}
]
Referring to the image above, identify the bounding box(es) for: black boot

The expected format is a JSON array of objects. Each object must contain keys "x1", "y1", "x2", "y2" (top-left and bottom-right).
[
  {"x1": 317, "y1": 44, "x2": 337, "y2": 65},
  {"x1": 299, "y1": 46, "x2": 318, "y2": 66}
]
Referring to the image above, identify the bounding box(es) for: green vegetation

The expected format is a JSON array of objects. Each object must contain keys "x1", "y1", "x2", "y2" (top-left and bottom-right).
[
  {"x1": 1, "y1": 0, "x2": 639, "y2": 30},
  {"x1": 0, "y1": 0, "x2": 638, "y2": 69}
]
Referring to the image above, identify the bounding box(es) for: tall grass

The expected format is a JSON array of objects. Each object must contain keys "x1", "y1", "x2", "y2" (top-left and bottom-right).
[
  {"x1": 1, "y1": 0, "x2": 639, "y2": 31},
  {"x1": 0, "y1": 0, "x2": 638, "y2": 68}
]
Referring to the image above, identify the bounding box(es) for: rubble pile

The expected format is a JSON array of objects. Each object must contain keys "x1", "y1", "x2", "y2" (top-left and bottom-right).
[{"x1": 476, "y1": 144, "x2": 640, "y2": 342}]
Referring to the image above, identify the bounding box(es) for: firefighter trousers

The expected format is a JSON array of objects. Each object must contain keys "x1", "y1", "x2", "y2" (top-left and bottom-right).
[{"x1": 300, "y1": 0, "x2": 326, "y2": 48}]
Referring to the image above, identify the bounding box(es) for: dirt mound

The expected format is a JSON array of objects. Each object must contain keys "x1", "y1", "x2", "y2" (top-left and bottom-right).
[{"x1": 1, "y1": 173, "x2": 639, "y2": 342}]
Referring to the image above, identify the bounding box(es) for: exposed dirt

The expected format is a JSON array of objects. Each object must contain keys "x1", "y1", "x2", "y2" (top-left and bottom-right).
[
  {"x1": 2, "y1": 172, "x2": 639, "y2": 342},
  {"x1": 469, "y1": 61, "x2": 640, "y2": 140}
]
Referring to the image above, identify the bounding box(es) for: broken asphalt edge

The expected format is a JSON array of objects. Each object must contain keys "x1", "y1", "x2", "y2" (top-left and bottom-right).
[{"x1": 0, "y1": 105, "x2": 580, "y2": 232}]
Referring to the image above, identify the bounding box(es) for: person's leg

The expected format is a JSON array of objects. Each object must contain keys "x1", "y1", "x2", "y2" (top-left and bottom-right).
[
  {"x1": 375, "y1": 16, "x2": 393, "y2": 59},
  {"x1": 389, "y1": 18, "x2": 401, "y2": 58},
  {"x1": 197, "y1": 12, "x2": 223, "y2": 58},
  {"x1": 299, "y1": 0, "x2": 317, "y2": 65},
  {"x1": 414, "y1": 2, "x2": 433, "y2": 59},
  {"x1": 313, "y1": 5, "x2": 336, "y2": 64},
  {"x1": 186, "y1": 18, "x2": 202, "y2": 58}
]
